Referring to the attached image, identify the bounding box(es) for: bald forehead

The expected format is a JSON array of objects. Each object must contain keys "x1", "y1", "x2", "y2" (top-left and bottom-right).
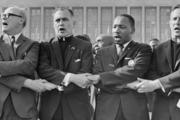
[{"x1": 5, "y1": 7, "x2": 22, "y2": 15}]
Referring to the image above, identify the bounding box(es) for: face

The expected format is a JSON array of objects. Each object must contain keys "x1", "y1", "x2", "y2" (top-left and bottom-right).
[
  {"x1": 96, "y1": 36, "x2": 104, "y2": 49},
  {"x1": 53, "y1": 9, "x2": 74, "y2": 37},
  {"x1": 169, "y1": 8, "x2": 180, "y2": 39},
  {"x1": 149, "y1": 40, "x2": 159, "y2": 49},
  {"x1": 1, "y1": 7, "x2": 24, "y2": 35},
  {"x1": 112, "y1": 16, "x2": 134, "y2": 45}
]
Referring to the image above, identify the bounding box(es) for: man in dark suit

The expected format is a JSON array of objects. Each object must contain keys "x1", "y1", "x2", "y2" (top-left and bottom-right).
[
  {"x1": 87, "y1": 14, "x2": 152, "y2": 120},
  {"x1": 0, "y1": 6, "x2": 57, "y2": 120},
  {"x1": 137, "y1": 4, "x2": 180, "y2": 120},
  {"x1": 38, "y1": 8, "x2": 93, "y2": 120}
]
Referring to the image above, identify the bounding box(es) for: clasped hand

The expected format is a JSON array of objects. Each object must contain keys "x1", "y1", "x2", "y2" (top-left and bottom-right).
[{"x1": 69, "y1": 73, "x2": 100, "y2": 88}]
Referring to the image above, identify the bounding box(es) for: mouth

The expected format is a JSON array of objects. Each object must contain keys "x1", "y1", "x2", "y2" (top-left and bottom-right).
[
  {"x1": 174, "y1": 27, "x2": 180, "y2": 31},
  {"x1": 113, "y1": 32, "x2": 121, "y2": 38},
  {"x1": 2, "y1": 22, "x2": 8, "y2": 26},
  {"x1": 59, "y1": 28, "x2": 66, "y2": 33}
]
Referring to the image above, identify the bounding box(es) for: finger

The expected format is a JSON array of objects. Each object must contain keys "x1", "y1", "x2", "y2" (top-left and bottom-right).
[
  {"x1": 40, "y1": 79, "x2": 48, "y2": 83},
  {"x1": 137, "y1": 78, "x2": 145, "y2": 82},
  {"x1": 135, "y1": 82, "x2": 144, "y2": 88}
]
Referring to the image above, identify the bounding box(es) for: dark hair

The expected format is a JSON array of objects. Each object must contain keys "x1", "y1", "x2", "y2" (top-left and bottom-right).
[
  {"x1": 119, "y1": 14, "x2": 135, "y2": 32},
  {"x1": 53, "y1": 7, "x2": 74, "y2": 17},
  {"x1": 150, "y1": 38, "x2": 159, "y2": 42},
  {"x1": 172, "y1": 4, "x2": 180, "y2": 12}
]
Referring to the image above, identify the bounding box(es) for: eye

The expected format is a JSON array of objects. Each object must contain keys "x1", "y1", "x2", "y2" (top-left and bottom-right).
[{"x1": 55, "y1": 18, "x2": 60, "y2": 22}]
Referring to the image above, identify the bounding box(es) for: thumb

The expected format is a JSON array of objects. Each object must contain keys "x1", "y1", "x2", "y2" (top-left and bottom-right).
[{"x1": 137, "y1": 77, "x2": 145, "y2": 82}]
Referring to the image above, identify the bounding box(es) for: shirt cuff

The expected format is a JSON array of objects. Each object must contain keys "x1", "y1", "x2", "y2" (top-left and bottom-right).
[
  {"x1": 61, "y1": 73, "x2": 72, "y2": 86},
  {"x1": 156, "y1": 79, "x2": 165, "y2": 93}
]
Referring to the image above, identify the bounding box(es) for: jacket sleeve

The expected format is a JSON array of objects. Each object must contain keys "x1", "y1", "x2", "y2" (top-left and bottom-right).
[
  {"x1": 99, "y1": 44, "x2": 152, "y2": 87},
  {"x1": 37, "y1": 42, "x2": 66, "y2": 85}
]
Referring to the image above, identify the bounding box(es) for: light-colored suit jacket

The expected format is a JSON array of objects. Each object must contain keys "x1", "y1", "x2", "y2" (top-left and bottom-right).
[{"x1": 0, "y1": 34, "x2": 39, "y2": 118}]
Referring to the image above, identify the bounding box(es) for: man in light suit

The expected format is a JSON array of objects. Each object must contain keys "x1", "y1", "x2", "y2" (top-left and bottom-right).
[
  {"x1": 136, "y1": 4, "x2": 180, "y2": 120},
  {"x1": 38, "y1": 8, "x2": 93, "y2": 120},
  {"x1": 0, "y1": 6, "x2": 57, "y2": 120},
  {"x1": 87, "y1": 14, "x2": 152, "y2": 120}
]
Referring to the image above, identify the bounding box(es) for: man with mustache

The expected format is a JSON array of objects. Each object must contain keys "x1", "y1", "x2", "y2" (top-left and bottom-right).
[
  {"x1": 38, "y1": 8, "x2": 93, "y2": 120},
  {"x1": 0, "y1": 6, "x2": 57, "y2": 120},
  {"x1": 87, "y1": 14, "x2": 152, "y2": 120},
  {"x1": 136, "y1": 4, "x2": 180, "y2": 120}
]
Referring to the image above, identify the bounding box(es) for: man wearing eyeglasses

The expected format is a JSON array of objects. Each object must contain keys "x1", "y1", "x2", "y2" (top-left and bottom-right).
[{"x1": 0, "y1": 6, "x2": 57, "y2": 120}]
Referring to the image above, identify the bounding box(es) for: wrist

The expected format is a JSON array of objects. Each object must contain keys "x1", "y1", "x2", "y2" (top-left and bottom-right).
[
  {"x1": 23, "y1": 79, "x2": 33, "y2": 88},
  {"x1": 152, "y1": 80, "x2": 161, "y2": 90}
]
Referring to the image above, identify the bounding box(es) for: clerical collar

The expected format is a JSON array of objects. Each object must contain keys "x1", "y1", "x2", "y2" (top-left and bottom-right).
[{"x1": 58, "y1": 34, "x2": 73, "y2": 41}]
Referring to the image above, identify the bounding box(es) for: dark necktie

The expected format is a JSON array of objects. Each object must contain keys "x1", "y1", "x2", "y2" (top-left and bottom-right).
[
  {"x1": 116, "y1": 44, "x2": 124, "y2": 58},
  {"x1": 11, "y1": 36, "x2": 16, "y2": 56}
]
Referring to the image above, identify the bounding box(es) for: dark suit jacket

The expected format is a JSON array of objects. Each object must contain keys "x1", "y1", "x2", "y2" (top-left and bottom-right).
[
  {"x1": 147, "y1": 40, "x2": 180, "y2": 120},
  {"x1": 0, "y1": 34, "x2": 39, "y2": 118},
  {"x1": 93, "y1": 41, "x2": 151, "y2": 120},
  {"x1": 38, "y1": 36, "x2": 93, "y2": 120}
]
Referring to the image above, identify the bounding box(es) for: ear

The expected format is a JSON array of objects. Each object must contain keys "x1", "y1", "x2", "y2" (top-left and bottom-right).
[
  {"x1": 73, "y1": 21, "x2": 76, "y2": 26},
  {"x1": 19, "y1": 18, "x2": 25, "y2": 25},
  {"x1": 131, "y1": 28, "x2": 135, "y2": 34}
]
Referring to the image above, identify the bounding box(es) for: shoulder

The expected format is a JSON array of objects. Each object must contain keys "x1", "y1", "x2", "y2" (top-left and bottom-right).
[
  {"x1": 73, "y1": 36, "x2": 92, "y2": 49},
  {"x1": 130, "y1": 41, "x2": 151, "y2": 52},
  {"x1": 22, "y1": 35, "x2": 39, "y2": 45}
]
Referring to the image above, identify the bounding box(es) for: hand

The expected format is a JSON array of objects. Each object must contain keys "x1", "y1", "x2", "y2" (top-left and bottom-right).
[
  {"x1": 173, "y1": 88, "x2": 180, "y2": 93},
  {"x1": 136, "y1": 78, "x2": 160, "y2": 93},
  {"x1": 24, "y1": 79, "x2": 57, "y2": 92},
  {"x1": 43, "y1": 82, "x2": 58, "y2": 91},
  {"x1": 126, "y1": 80, "x2": 140, "y2": 90},
  {"x1": 69, "y1": 73, "x2": 93, "y2": 88},
  {"x1": 87, "y1": 75, "x2": 100, "y2": 84}
]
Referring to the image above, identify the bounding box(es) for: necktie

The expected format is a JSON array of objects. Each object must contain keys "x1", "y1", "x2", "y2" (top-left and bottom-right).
[
  {"x1": 116, "y1": 44, "x2": 123, "y2": 58},
  {"x1": 11, "y1": 36, "x2": 16, "y2": 56}
]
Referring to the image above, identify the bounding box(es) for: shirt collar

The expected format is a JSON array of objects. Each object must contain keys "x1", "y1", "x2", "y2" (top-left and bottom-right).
[
  {"x1": 9, "y1": 33, "x2": 22, "y2": 42},
  {"x1": 116, "y1": 40, "x2": 132, "y2": 50}
]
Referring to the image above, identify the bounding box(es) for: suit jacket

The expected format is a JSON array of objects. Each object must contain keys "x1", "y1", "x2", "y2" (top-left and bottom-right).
[
  {"x1": 147, "y1": 40, "x2": 180, "y2": 120},
  {"x1": 38, "y1": 36, "x2": 93, "y2": 120},
  {"x1": 0, "y1": 34, "x2": 39, "y2": 118},
  {"x1": 93, "y1": 41, "x2": 151, "y2": 120}
]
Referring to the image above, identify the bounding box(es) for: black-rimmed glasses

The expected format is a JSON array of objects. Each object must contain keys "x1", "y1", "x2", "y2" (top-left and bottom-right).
[{"x1": 0, "y1": 13, "x2": 22, "y2": 19}]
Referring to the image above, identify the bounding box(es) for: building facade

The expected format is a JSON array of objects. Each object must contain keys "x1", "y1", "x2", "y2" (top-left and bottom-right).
[{"x1": 0, "y1": 0, "x2": 179, "y2": 43}]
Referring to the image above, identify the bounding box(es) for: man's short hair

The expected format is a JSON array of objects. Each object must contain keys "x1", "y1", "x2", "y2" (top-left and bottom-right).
[
  {"x1": 53, "y1": 7, "x2": 74, "y2": 17},
  {"x1": 119, "y1": 14, "x2": 135, "y2": 32},
  {"x1": 172, "y1": 4, "x2": 180, "y2": 12},
  {"x1": 149, "y1": 38, "x2": 159, "y2": 42}
]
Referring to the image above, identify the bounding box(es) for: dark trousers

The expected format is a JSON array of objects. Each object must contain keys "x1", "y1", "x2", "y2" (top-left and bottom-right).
[{"x1": 0, "y1": 95, "x2": 37, "y2": 120}]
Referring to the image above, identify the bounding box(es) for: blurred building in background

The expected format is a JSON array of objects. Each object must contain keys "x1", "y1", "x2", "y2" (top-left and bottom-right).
[{"x1": 0, "y1": 0, "x2": 178, "y2": 43}]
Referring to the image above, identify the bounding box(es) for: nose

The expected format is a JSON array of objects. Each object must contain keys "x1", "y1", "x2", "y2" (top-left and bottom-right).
[
  {"x1": 175, "y1": 17, "x2": 180, "y2": 25},
  {"x1": 59, "y1": 19, "x2": 64, "y2": 25}
]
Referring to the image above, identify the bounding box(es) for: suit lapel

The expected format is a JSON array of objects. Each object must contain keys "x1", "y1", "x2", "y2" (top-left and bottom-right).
[
  {"x1": 111, "y1": 45, "x2": 118, "y2": 65},
  {"x1": 117, "y1": 41, "x2": 134, "y2": 64},
  {"x1": 51, "y1": 38, "x2": 64, "y2": 69},
  {"x1": 0, "y1": 34, "x2": 15, "y2": 60},
  {"x1": 16, "y1": 34, "x2": 31, "y2": 58},
  {"x1": 64, "y1": 40, "x2": 76, "y2": 69},
  {"x1": 164, "y1": 40, "x2": 173, "y2": 72}
]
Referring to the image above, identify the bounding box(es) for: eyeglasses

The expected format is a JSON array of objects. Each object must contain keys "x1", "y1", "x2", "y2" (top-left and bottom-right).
[{"x1": 1, "y1": 13, "x2": 22, "y2": 19}]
